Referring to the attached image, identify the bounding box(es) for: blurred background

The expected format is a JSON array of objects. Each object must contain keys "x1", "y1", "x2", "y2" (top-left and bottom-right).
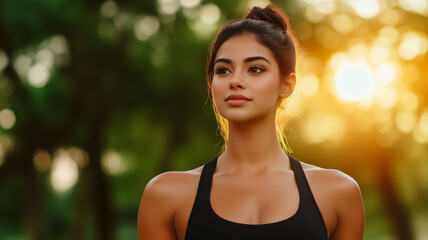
[{"x1": 0, "y1": 0, "x2": 427, "y2": 239}]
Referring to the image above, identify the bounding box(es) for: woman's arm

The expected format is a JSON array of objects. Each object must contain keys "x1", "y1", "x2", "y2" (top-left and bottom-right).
[
  {"x1": 330, "y1": 173, "x2": 366, "y2": 240},
  {"x1": 138, "y1": 173, "x2": 178, "y2": 240}
]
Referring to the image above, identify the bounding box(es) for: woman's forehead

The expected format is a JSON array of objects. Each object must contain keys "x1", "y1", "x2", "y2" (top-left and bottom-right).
[{"x1": 215, "y1": 34, "x2": 276, "y2": 62}]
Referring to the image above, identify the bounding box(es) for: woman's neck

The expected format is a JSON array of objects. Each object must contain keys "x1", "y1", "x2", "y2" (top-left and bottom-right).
[{"x1": 219, "y1": 114, "x2": 290, "y2": 173}]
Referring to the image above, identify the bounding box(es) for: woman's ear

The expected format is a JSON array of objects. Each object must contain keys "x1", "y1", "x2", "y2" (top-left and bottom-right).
[{"x1": 279, "y1": 73, "x2": 296, "y2": 98}]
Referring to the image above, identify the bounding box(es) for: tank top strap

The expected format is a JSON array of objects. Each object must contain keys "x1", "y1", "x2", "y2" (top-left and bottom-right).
[
  {"x1": 194, "y1": 156, "x2": 218, "y2": 202},
  {"x1": 288, "y1": 155, "x2": 313, "y2": 201}
]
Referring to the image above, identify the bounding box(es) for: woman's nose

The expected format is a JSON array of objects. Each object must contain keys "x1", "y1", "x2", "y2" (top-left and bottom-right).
[{"x1": 229, "y1": 72, "x2": 244, "y2": 89}]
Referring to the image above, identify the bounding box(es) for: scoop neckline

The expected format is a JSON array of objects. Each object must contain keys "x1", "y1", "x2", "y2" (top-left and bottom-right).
[{"x1": 207, "y1": 156, "x2": 303, "y2": 227}]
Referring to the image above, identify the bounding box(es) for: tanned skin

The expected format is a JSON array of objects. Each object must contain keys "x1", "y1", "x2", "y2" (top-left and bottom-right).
[{"x1": 138, "y1": 34, "x2": 365, "y2": 240}]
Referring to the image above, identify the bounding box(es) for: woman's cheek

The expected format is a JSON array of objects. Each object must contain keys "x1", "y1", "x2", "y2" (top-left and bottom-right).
[
  {"x1": 211, "y1": 79, "x2": 226, "y2": 107},
  {"x1": 254, "y1": 75, "x2": 280, "y2": 98}
]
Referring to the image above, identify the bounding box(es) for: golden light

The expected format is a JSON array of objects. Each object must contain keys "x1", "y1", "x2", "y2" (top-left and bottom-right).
[
  {"x1": 304, "y1": 5, "x2": 325, "y2": 23},
  {"x1": 378, "y1": 26, "x2": 400, "y2": 45},
  {"x1": 301, "y1": 113, "x2": 346, "y2": 144},
  {"x1": 300, "y1": 74, "x2": 319, "y2": 96},
  {"x1": 375, "y1": 87, "x2": 399, "y2": 109},
  {"x1": 312, "y1": 0, "x2": 336, "y2": 15},
  {"x1": 399, "y1": 0, "x2": 428, "y2": 16},
  {"x1": 348, "y1": 44, "x2": 369, "y2": 62},
  {"x1": 351, "y1": 0, "x2": 381, "y2": 19},
  {"x1": 398, "y1": 32, "x2": 428, "y2": 60},
  {"x1": 400, "y1": 92, "x2": 419, "y2": 111},
  {"x1": 369, "y1": 44, "x2": 390, "y2": 65},
  {"x1": 374, "y1": 62, "x2": 399, "y2": 86},
  {"x1": 335, "y1": 62, "x2": 375, "y2": 102},
  {"x1": 413, "y1": 109, "x2": 428, "y2": 144},
  {"x1": 395, "y1": 111, "x2": 417, "y2": 133},
  {"x1": 331, "y1": 14, "x2": 354, "y2": 34}
]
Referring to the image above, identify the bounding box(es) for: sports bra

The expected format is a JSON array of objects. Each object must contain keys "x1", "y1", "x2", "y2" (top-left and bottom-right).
[{"x1": 184, "y1": 155, "x2": 328, "y2": 239}]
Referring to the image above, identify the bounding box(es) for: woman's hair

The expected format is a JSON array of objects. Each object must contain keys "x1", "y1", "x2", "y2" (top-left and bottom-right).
[{"x1": 207, "y1": 4, "x2": 299, "y2": 154}]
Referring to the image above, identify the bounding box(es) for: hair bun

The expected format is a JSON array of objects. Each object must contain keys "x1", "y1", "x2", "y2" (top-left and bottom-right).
[{"x1": 246, "y1": 4, "x2": 289, "y2": 33}]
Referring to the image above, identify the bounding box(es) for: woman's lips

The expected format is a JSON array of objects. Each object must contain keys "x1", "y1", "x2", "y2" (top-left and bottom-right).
[{"x1": 226, "y1": 99, "x2": 251, "y2": 106}]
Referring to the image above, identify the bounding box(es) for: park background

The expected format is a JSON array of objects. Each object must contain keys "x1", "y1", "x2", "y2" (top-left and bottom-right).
[{"x1": 0, "y1": 0, "x2": 427, "y2": 239}]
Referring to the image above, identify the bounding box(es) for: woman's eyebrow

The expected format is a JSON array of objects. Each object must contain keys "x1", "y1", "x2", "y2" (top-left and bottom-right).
[
  {"x1": 244, "y1": 56, "x2": 271, "y2": 64},
  {"x1": 215, "y1": 56, "x2": 271, "y2": 65},
  {"x1": 214, "y1": 58, "x2": 232, "y2": 65}
]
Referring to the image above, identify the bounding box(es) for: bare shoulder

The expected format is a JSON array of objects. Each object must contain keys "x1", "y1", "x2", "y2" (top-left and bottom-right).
[
  {"x1": 300, "y1": 161, "x2": 361, "y2": 196},
  {"x1": 300, "y1": 161, "x2": 365, "y2": 239},
  {"x1": 141, "y1": 166, "x2": 204, "y2": 204},
  {"x1": 137, "y1": 166, "x2": 203, "y2": 239}
]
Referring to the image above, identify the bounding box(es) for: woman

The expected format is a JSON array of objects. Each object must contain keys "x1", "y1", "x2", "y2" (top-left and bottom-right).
[{"x1": 138, "y1": 4, "x2": 365, "y2": 240}]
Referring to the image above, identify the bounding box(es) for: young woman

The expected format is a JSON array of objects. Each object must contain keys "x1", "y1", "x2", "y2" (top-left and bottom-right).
[{"x1": 138, "y1": 4, "x2": 365, "y2": 240}]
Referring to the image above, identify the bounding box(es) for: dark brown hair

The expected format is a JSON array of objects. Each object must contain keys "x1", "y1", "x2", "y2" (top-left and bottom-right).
[
  {"x1": 207, "y1": 4, "x2": 298, "y2": 90},
  {"x1": 207, "y1": 4, "x2": 298, "y2": 153}
]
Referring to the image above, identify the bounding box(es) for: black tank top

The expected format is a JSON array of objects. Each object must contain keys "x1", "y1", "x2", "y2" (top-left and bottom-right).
[{"x1": 184, "y1": 155, "x2": 328, "y2": 239}]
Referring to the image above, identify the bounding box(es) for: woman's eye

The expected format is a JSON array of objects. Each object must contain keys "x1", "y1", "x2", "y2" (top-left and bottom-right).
[
  {"x1": 215, "y1": 67, "x2": 230, "y2": 74},
  {"x1": 249, "y1": 66, "x2": 264, "y2": 73}
]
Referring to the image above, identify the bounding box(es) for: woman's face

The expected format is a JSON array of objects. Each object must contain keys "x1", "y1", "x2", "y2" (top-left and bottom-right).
[{"x1": 211, "y1": 34, "x2": 293, "y2": 123}]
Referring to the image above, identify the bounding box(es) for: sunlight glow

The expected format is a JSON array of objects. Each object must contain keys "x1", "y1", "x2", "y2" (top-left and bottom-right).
[
  {"x1": 396, "y1": 111, "x2": 417, "y2": 133},
  {"x1": 331, "y1": 14, "x2": 354, "y2": 34},
  {"x1": 413, "y1": 109, "x2": 428, "y2": 144},
  {"x1": 335, "y1": 63, "x2": 374, "y2": 102},
  {"x1": 302, "y1": 113, "x2": 346, "y2": 144},
  {"x1": 300, "y1": 74, "x2": 319, "y2": 96},
  {"x1": 399, "y1": 32, "x2": 428, "y2": 60},
  {"x1": 305, "y1": 6, "x2": 325, "y2": 23},
  {"x1": 399, "y1": 0, "x2": 428, "y2": 16},
  {"x1": 352, "y1": 0, "x2": 381, "y2": 19},
  {"x1": 375, "y1": 62, "x2": 399, "y2": 86},
  {"x1": 375, "y1": 87, "x2": 399, "y2": 109},
  {"x1": 369, "y1": 44, "x2": 390, "y2": 65},
  {"x1": 400, "y1": 93, "x2": 419, "y2": 112},
  {"x1": 378, "y1": 26, "x2": 400, "y2": 45}
]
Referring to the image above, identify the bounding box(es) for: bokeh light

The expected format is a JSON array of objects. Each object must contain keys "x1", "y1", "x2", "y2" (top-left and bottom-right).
[
  {"x1": 0, "y1": 109, "x2": 16, "y2": 129},
  {"x1": 101, "y1": 149, "x2": 127, "y2": 175},
  {"x1": 50, "y1": 149, "x2": 79, "y2": 193},
  {"x1": 335, "y1": 63, "x2": 375, "y2": 102}
]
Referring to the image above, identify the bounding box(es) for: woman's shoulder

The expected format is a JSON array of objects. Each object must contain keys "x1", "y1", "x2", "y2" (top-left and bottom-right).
[
  {"x1": 300, "y1": 161, "x2": 362, "y2": 203},
  {"x1": 141, "y1": 165, "x2": 204, "y2": 202}
]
